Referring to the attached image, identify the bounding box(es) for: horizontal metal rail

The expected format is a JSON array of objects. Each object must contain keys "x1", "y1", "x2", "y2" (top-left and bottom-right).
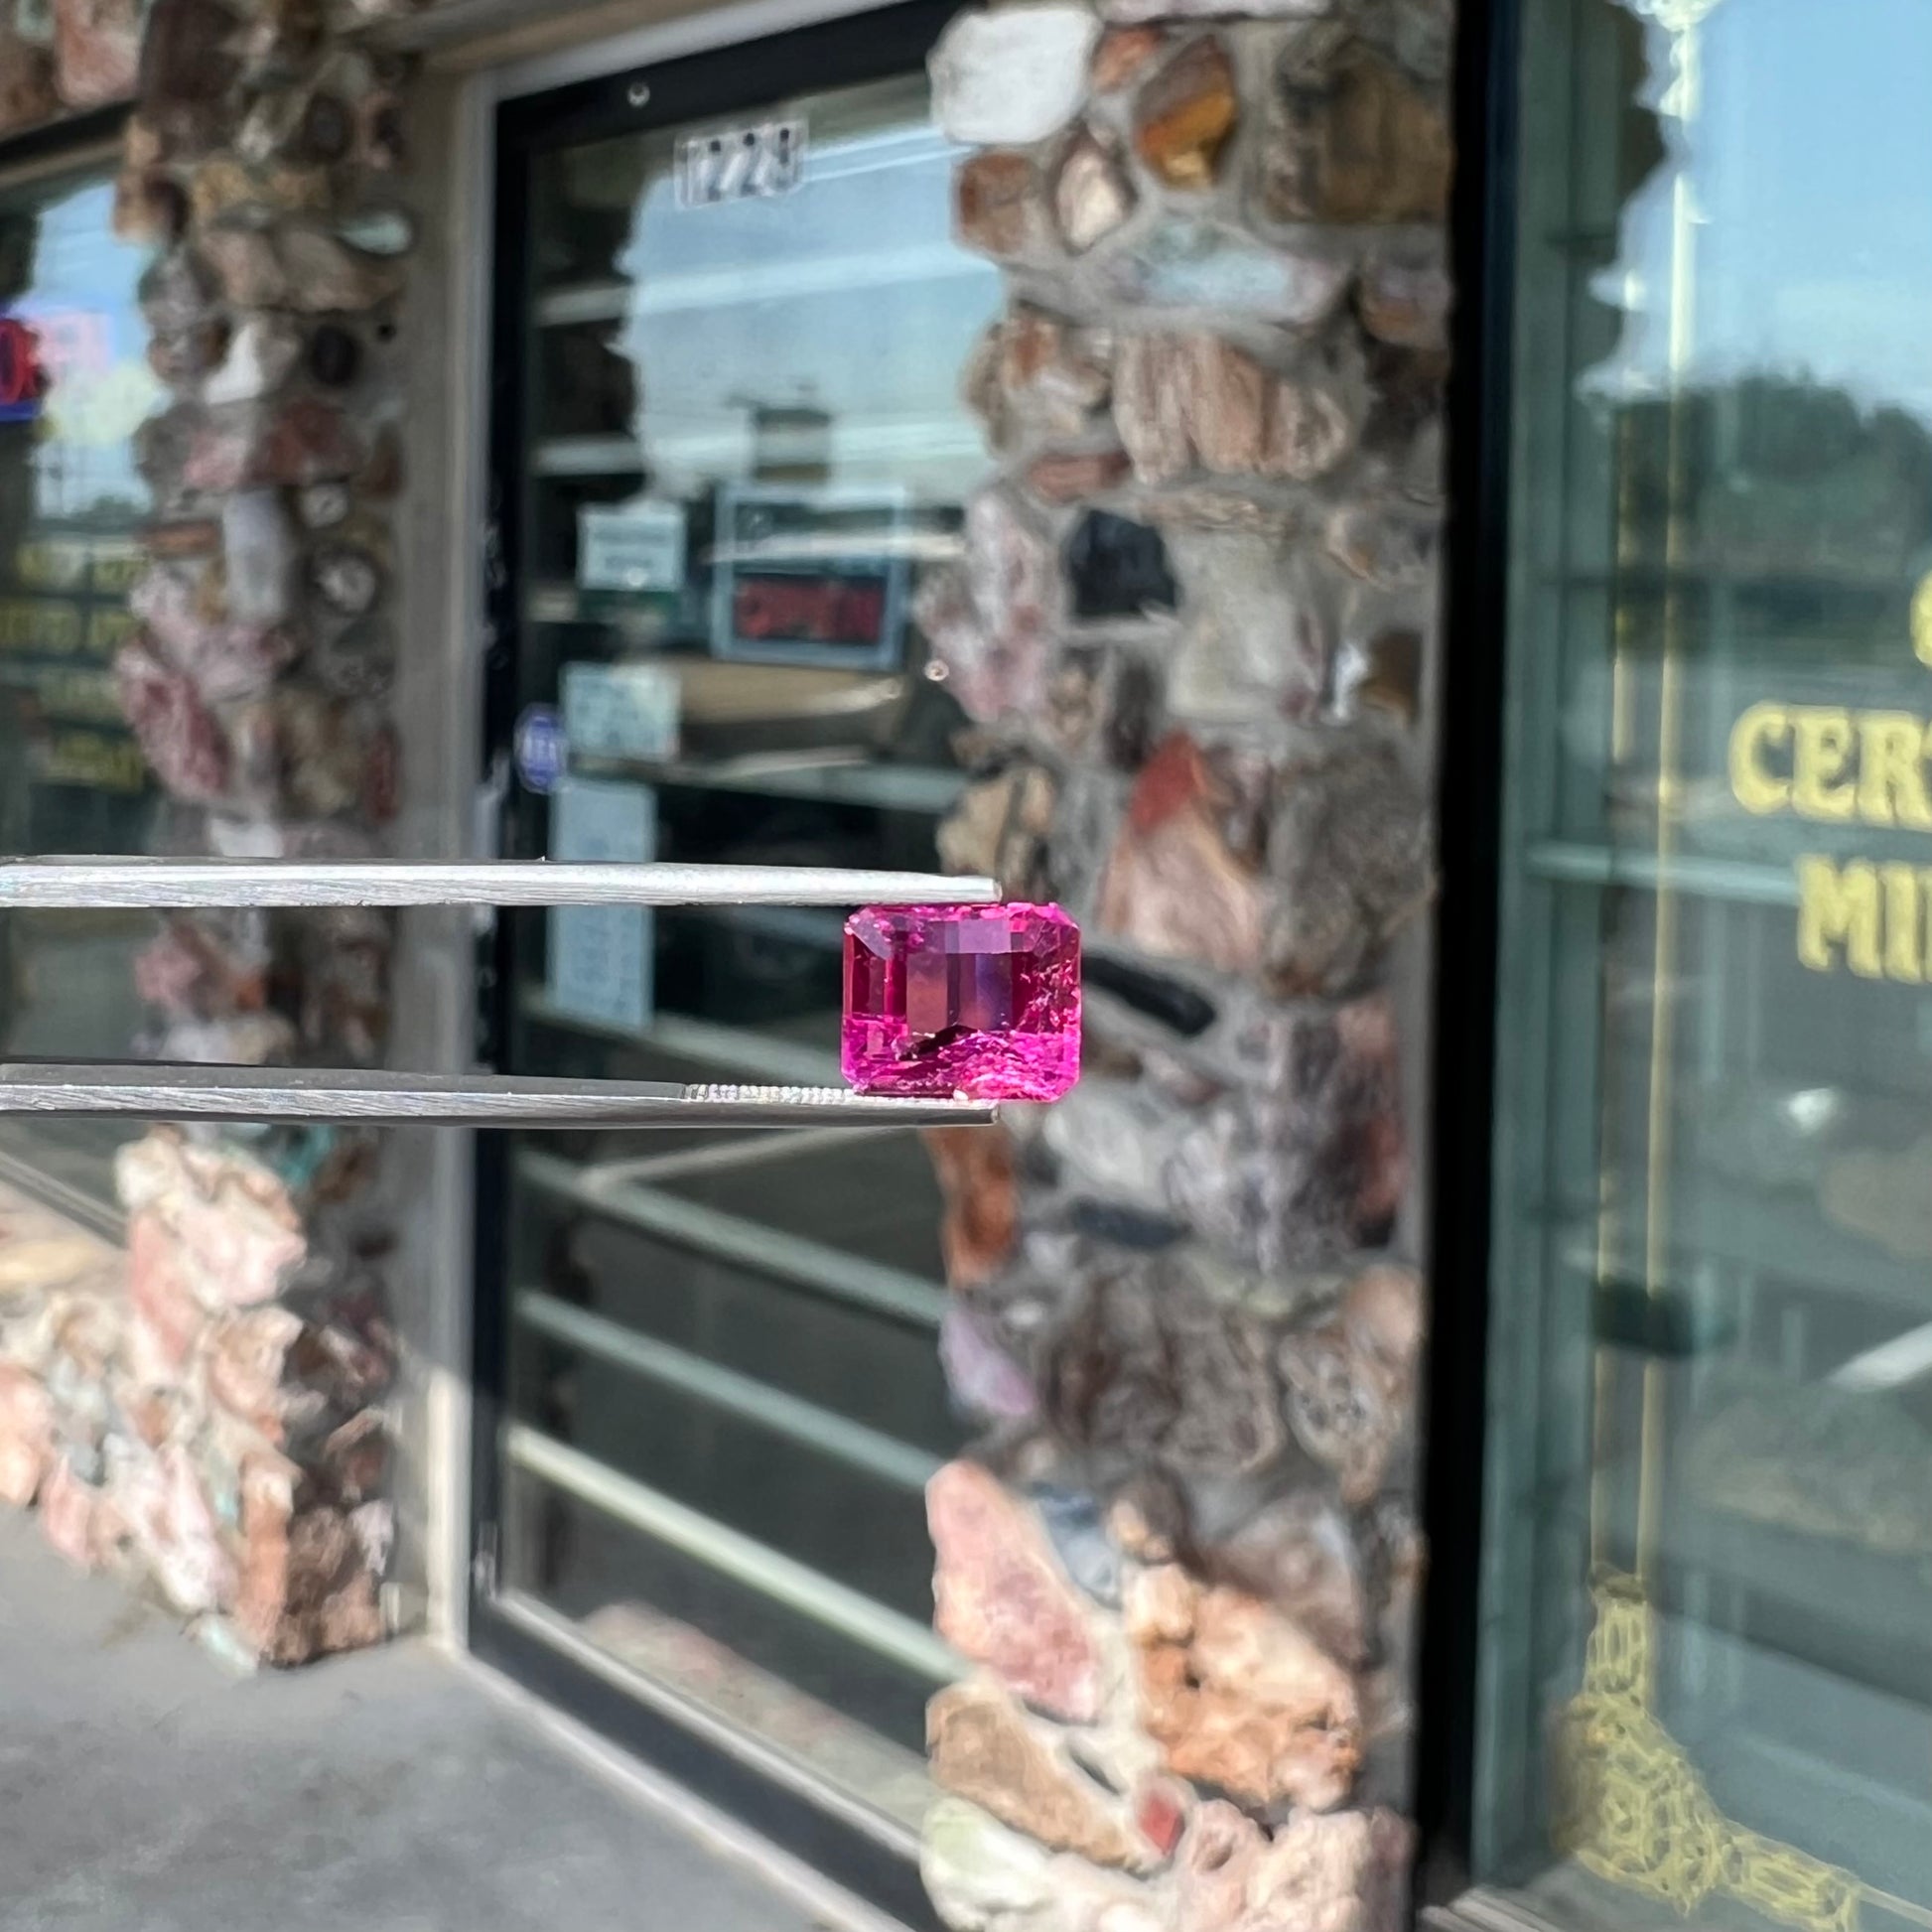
[
  {"x1": 503, "y1": 1423, "x2": 959, "y2": 1685},
  {"x1": 0, "y1": 859, "x2": 999, "y2": 910},
  {"x1": 0, "y1": 1065, "x2": 994, "y2": 1129},
  {"x1": 516, "y1": 1149, "x2": 947, "y2": 1330},
  {"x1": 514, "y1": 1289, "x2": 939, "y2": 1491}
]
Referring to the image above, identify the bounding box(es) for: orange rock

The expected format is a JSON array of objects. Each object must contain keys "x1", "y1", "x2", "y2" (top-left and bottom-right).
[
  {"x1": 1134, "y1": 38, "x2": 1237, "y2": 190},
  {"x1": 924, "y1": 1124, "x2": 1018, "y2": 1287},
  {"x1": 1128, "y1": 1564, "x2": 1362, "y2": 1810},
  {"x1": 928, "y1": 1677, "x2": 1165, "y2": 1869}
]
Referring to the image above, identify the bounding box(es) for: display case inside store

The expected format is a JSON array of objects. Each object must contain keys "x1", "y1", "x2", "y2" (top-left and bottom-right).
[
  {"x1": 480, "y1": 34, "x2": 1003, "y2": 1859},
  {"x1": 1477, "y1": 2, "x2": 1932, "y2": 1930}
]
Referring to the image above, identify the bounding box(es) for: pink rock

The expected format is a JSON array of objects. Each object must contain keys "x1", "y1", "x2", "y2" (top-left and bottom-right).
[
  {"x1": 928, "y1": 1460, "x2": 1104, "y2": 1722},
  {"x1": 54, "y1": 0, "x2": 141, "y2": 107},
  {"x1": 114, "y1": 1132, "x2": 306, "y2": 1308},
  {"x1": 127, "y1": 1212, "x2": 205, "y2": 1373},
  {"x1": 843, "y1": 902, "x2": 1080, "y2": 1101},
  {"x1": 0, "y1": 1364, "x2": 54, "y2": 1506},
  {"x1": 115, "y1": 635, "x2": 229, "y2": 802},
  {"x1": 39, "y1": 1456, "x2": 103, "y2": 1570},
  {"x1": 916, "y1": 492, "x2": 1054, "y2": 726}
]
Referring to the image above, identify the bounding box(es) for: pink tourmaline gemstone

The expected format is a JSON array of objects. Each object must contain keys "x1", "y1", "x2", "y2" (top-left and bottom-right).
[{"x1": 842, "y1": 902, "x2": 1081, "y2": 1100}]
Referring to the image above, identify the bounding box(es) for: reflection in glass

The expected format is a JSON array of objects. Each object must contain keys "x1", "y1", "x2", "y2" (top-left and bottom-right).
[
  {"x1": 493, "y1": 70, "x2": 1002, "y2": 1834},
  {"x1": 1481, "y1": 2, "x2": 1932, "y2": 1929},
  {"x1": 0, "y1": 173, "x2": 160, "y2": 1208}
]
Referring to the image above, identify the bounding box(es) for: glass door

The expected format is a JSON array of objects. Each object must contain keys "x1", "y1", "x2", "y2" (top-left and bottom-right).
[
  {"x1": 1477, "y1": 5, "x2": 1932, "y2": 1932},
  {"x1": 472, "y1": 10, "x2": 999, "y2": 1918}
]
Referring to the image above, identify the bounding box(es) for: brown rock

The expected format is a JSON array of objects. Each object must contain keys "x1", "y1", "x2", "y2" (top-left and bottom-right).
[
  {"x1": 0, "y1": 27, "x2": 54, "y2": 133},
  {"x1": 1045, "y1": 1257, "x2": 1286, "y2": 1475},
  {"x1": 928, "y1": 1677, "x2": 1159, "y2": 1869},
  {"x1": 1128, "y1": 1563, "x2": 1362, "y2": 1810},
  {"x1": 142, "y1": 518, "x2": 223, "y2": 562},
  {"x1": 928, "y1": 1460, "x2": 1105, "y2": 1723},
  {"x1": 1025, "y1": 447, "x2": 1134, "y2": 503},
  {"x1": 277, "y1": 227, "x2": 407, "y2": 312},
  {"x1": 1358, "y1": 258, "x2": 1451, "y2": 348},
  {"x1": 1279, "y1": 1265, "x2": 1423, "y2": 1504},
  {"x1": 955, "y1": 150, "x2": 1052, "y2": 261},
  {"x1": 202, "y1": 226, "x2": 287, "y2": 308},
  {"x1": 1134, "y1": 38, "x2": 1237, "y2": 190},
  {"x1": 1263, "y1": 31, "x2": 1451, "y2": 224},
  {"x1": 1211, "y1": 1491, "x2": 1369, "y2": 1664},
  {"x1": 191, "y1": 157, "x2": 332, "y2": 225},
  {"x1": 1177, "y1": 1802, "x2": 1413, "y2": 1932},
  {"x1": 0, "y1": 1364, "x2": 53, "y2": 1506},
  {"x1": 54, "y1": 0, "x2": 141, "y2": 107},
  {"x1": 113, "y1": 170, "x2": 190, "y2": 246},
  {"x1": 936, "y1": 762, "x2": 1056, "y2": 901},
  {"x1": 1259, "y1": 734, "x2": 1432, "y2": 993},
  {"x1": 237, "y1": 1454, "x2": 384, "y2": 1665},
  {"x1": 1054, "y1": 128, "x2": 1136, "y2": 253},
  {"x1": 924, "y1": 1125, "x2": 1018, "y2": 1287},
  {"x1": 140, "y1": 0, "x2": 237, "y2": 144},
  {"x1": 1335, "y1": 627, "x2": 1423, "y2": 726},
  {"x1": 1093, "y1": 25, "x2": 1164, "y2": 91},
  {"x1": 1114, "y1": 334, "x2": 1356, "y2": 484},
  {"x1": 1096, "y1": 732, "x2": 1267, "y2": 976}
]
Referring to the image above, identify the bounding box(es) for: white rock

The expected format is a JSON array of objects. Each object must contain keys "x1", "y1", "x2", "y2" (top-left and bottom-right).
[
  {"x1": 204, "y1": 316, "x2": 302, "y2": 408},
  {"x1": 931, "y1": 6, "x2": 1100, "y2": 146},
  {"x1": 1103, "y1": 0, "x2": 1325, "y2": 18}
]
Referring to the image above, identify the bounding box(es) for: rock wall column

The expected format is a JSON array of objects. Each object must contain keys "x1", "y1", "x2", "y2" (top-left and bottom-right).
[
  {"x1": 17, "y1": 0, "x2": 422, "y2": 1664},
  {"x1": 918, "y1": 0, "x2": 1447, "y2": 1922}
]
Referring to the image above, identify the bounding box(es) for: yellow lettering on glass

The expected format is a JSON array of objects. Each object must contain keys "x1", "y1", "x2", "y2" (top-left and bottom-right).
[
  {"x1": 1914, "y1": 569, "x2": 1932, "y2": 667},
  {"x1": 1791, "y1": 710, "x2": 1859, "y2": 821},
  {"x1": 1856, "y1": 713, "x2": 1932, "y2": 829},
  {"x1": 1798, "y1": 857, "x2": 1883, "y2": 978},
  {"x1": 1728, "y1": 703, "x2": 1791, "y2": 814},
  {"x1": 1882, "y1": 864, "x2": 1923, "y2": 982}
]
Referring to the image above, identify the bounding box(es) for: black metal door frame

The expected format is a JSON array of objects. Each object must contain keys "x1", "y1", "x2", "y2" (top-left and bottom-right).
[{"x1": 467, "y1": 9, "x2": 967, "y2": 1924}]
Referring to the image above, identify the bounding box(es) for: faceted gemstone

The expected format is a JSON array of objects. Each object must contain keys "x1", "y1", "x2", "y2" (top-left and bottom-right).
[{"x1": 842, "y1": 902, "x2": 1080, "y2": 1100}]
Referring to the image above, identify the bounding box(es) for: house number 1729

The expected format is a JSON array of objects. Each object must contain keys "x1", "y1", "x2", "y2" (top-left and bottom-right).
[{"x1": 676, "y1": 120, "x2": 807, "y2": 207}]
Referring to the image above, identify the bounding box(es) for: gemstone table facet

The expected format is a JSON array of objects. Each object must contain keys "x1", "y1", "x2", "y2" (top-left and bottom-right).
[{"x1": 842, "y1": 902, "x2": 1081, "y2": 1100}]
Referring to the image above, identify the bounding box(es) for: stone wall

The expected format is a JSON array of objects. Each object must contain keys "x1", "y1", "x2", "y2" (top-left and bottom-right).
[
  {"x1": 916, "y1": 0, "x2": 1446, "y2": 1923},
  {"x1": 0, "y1": 0, "x2": 423, "y2": 1665}
]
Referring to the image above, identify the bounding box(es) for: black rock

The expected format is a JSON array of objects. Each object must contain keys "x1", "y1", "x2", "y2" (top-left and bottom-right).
[
  {"x1": 1067, "y1": 510, "x2": 1177, "y2": 621},
  {"x1": 306, "y1": 324, "x2": 361, "y2": 389},
  {"x1": 1083, "y1": 951, "x2": 1215, "y2": 1035},
  {"x1": 1069, "y1": 1199, "x2": 1186, "y2": 1249}
]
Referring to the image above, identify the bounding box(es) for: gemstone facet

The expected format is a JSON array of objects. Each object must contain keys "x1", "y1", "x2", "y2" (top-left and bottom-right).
[{"x1": 842, "y1": 902, "x2": 1081, "y2": 1100}]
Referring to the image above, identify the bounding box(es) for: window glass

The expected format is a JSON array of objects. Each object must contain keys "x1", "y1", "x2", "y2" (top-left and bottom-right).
[
  {"x1": 1481, "y1": 4, "x2": 1932, "y2": 1926},
  {"x1": 493, "y1": 68, "x2": 1002, "y2": 1834},
  {"x1": 0, "y1": 168, "x2": 161, "y2": 1205}
]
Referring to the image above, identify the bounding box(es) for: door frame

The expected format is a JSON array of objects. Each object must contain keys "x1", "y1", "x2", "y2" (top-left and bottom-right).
[{"x1": 462, "y1": 7, "x2": 971, "y2": 1922}]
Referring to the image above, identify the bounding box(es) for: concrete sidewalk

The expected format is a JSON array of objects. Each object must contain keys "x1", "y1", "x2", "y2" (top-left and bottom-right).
[{"x1": 0, "y1": 1513, "x2": 830, "y2": 1932}]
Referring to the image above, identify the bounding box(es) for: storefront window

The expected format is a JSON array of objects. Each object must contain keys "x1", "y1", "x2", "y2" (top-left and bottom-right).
[
  {"x1": 486, "y1": 56, "x2": 1001, "y2": 1839},
  {"x1": 1481, "y1": 3, "x2": 1932, "y2": 1927},
  {"x1": 0, "y1": 165, "x2": 160, "y2": 1208}
]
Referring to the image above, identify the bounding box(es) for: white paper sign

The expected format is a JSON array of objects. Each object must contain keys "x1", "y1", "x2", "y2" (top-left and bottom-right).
[
  {"x1": 580, "y1": 500, "x2": 687, "y2": 594},
  {"x1": 561, "y1": 659, "x2": 680, "y2": 762},
  {"x1": 547, "y1": 777, "x2": 656, "y2": 1033}
]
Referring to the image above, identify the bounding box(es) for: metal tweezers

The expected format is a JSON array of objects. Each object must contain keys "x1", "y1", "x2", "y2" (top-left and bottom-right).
[{"x1": 0, "y1": 860, "x2": 1002, "y2": 1128}]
